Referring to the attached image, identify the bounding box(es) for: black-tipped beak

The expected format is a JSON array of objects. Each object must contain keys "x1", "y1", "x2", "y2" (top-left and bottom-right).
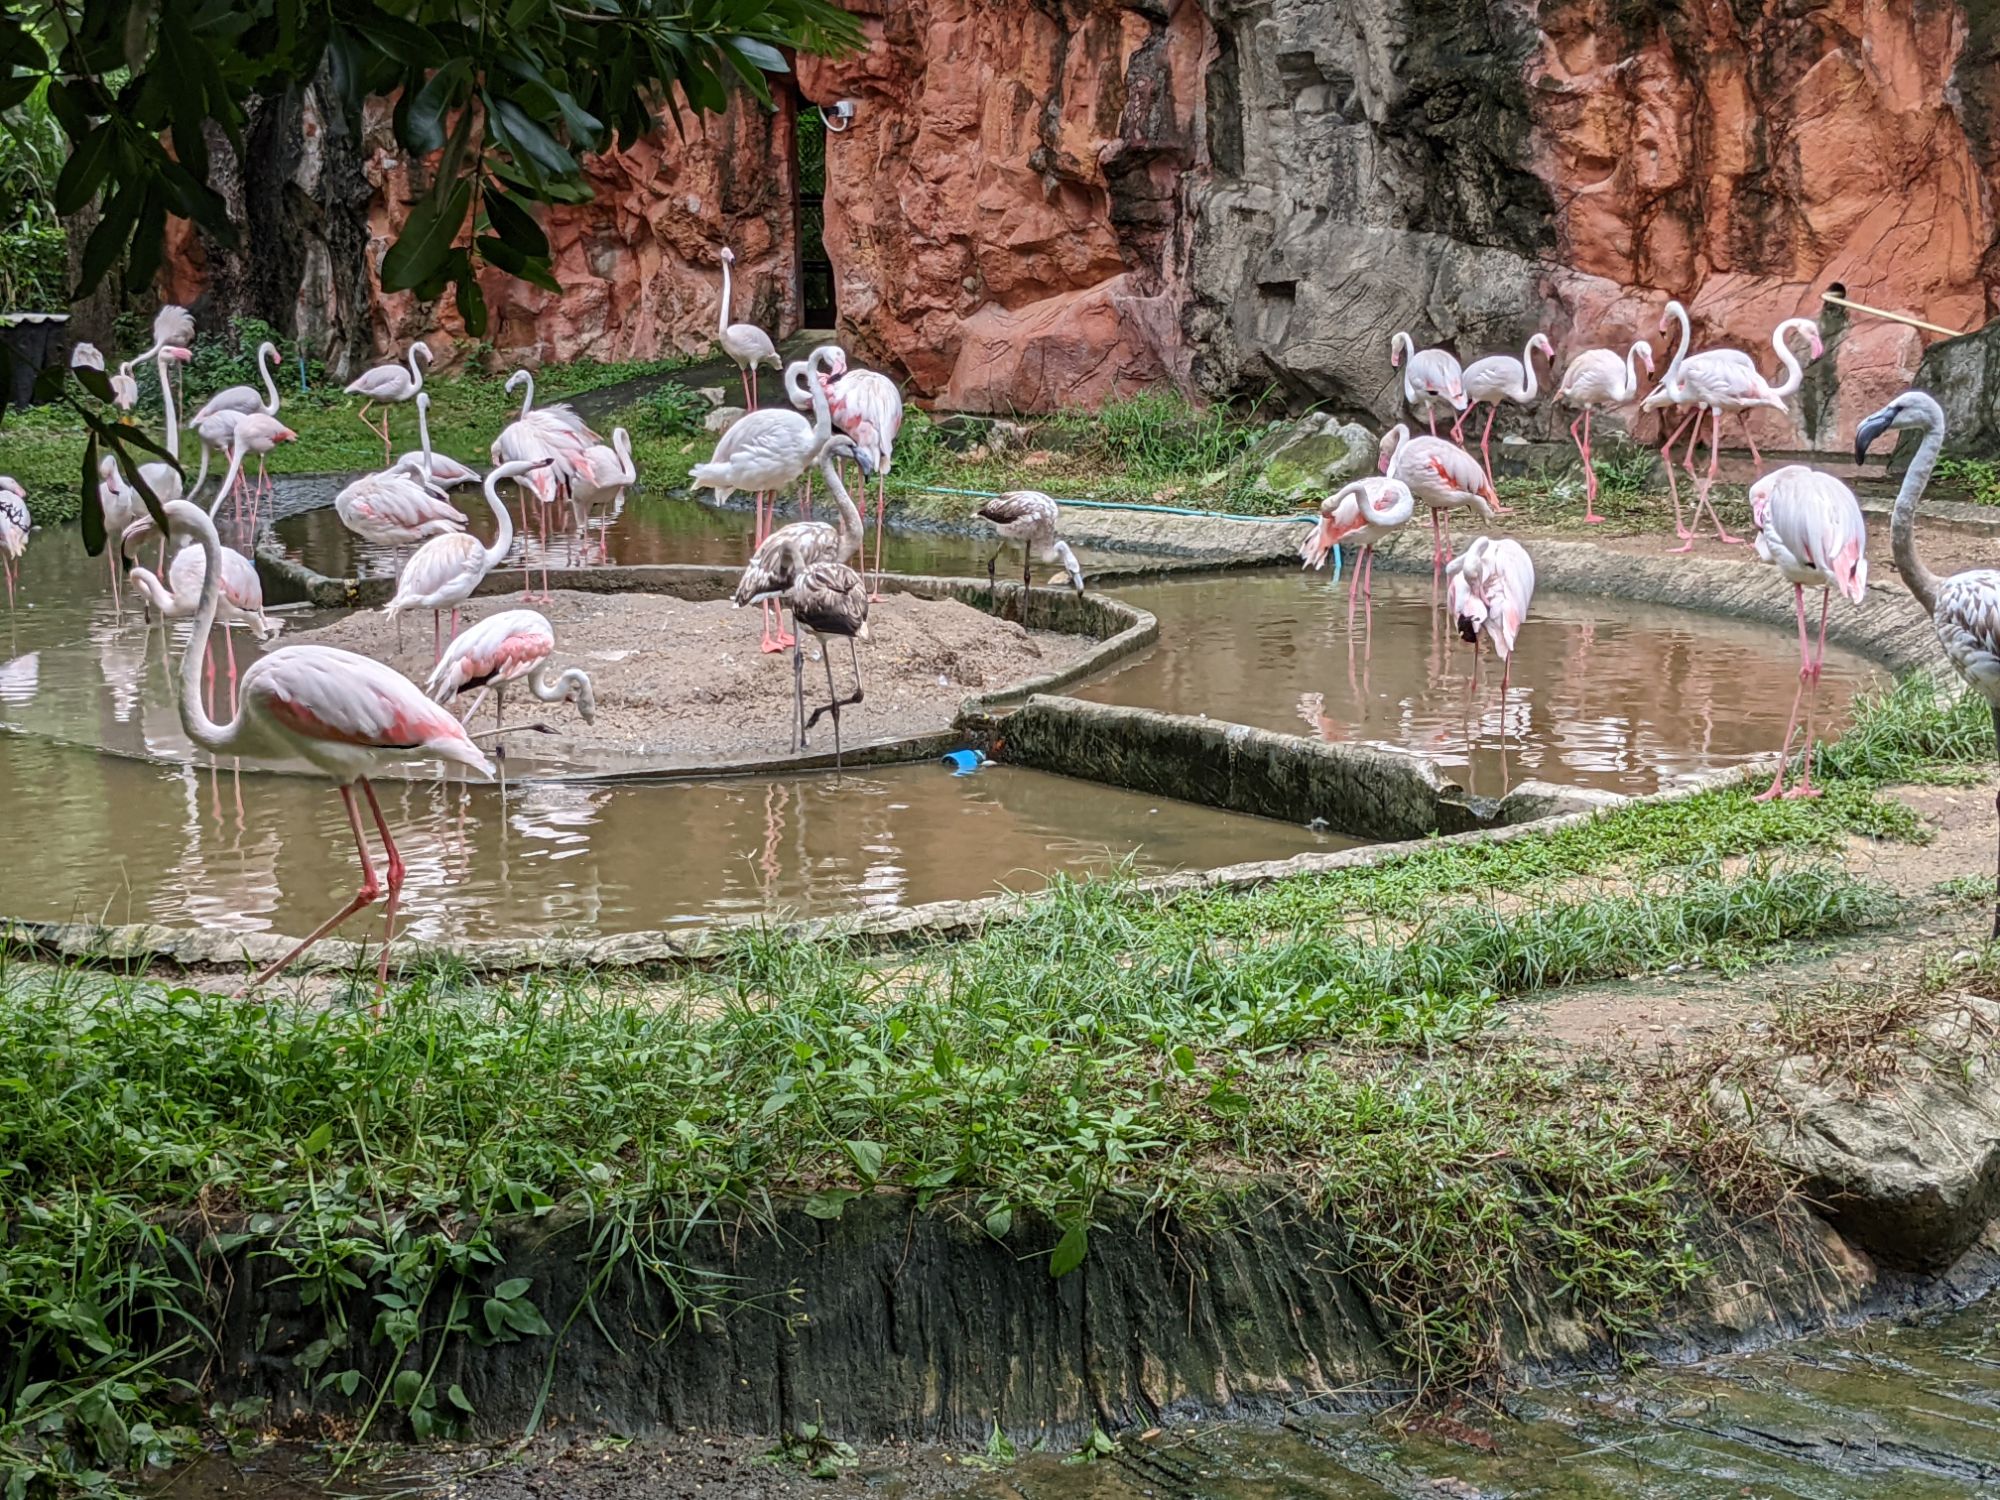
[
  {"x1": 1855, "y1": 411, "x2": 1893, "y2": 466},
  {"x1": 1456, "y1": 615, "x2": 1478, "y2": 645}
]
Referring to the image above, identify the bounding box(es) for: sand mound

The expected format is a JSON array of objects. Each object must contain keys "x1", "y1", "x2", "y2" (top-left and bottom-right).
[{"x1": 294, "y1": 587, "x2": 1087, "y2": 763}]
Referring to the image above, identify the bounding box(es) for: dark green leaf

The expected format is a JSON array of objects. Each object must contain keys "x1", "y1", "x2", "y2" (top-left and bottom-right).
[
  {"x1": 73, "y1": 366, "x2": 114, "y2": 404},
  {"x1": 81, "y1": 432, "x2": 104, "y2": 556},
  {"x1": 300, "y1": 1123, "x2": 333, "y2": 1155},
  {"x1": 454, "y1": 269, "x2": 488, "y2": 336},
  {"x1": 357, "y1": 12, "x2": 447, "y2": 68},
  {"x1": 55, "y1": 124, "x2": 119, "y2": 216},
  {"x1": 1049, "y1": 1221, "x2": 1089, "y2": 1278},
  {"x1": 379, "y1": 174, "x2": 472, "y2": 293},
  {"x1": 391, "y1": 1369, "x2": 424, "y2": 1407},
  {"x1": 0, "y1": 73, "x2": 38, "y2": 112},
  {"x1": 844, "y1": 1139, "x2": 884, "y2": 1182},
  {"x1": 481, "y1": 184, "x2": 549, "y2": 259},
  {"x1": 446, "y1": 1384, "x2": 475, "y2": 1414},
  {"x1": 730, "y1": 38, "x2": 791, "y2": 74},
  {"x1": 493, "y1": 1277, "x2": 532, "y2": 1301},
  {"x1": 475, "y1": 236, "x2": 559, "y2": 294},
  {"x1": 984, "y1": 1206, "x2": 1012, "y2": 1239},
  {"x1": 803, "y1": 1190, "x2": 857, "y2": 1221},
  {"x1": 403, "y1": 59, "x2": 468, "y2": 154},
  {"x1": 488, "y1": 94, "x2": 577, "y2": 180},
  {"x1": 78, "y1": 184, "x2": 142, "y2": 295}
]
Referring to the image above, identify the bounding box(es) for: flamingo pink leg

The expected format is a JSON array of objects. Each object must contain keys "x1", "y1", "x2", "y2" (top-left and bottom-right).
[
  {"x1": 1754, "y1": 584, "x2": 1813, "y2": 801},
  {"x1": 224, "y1": 627, "x2": 239, "y2": 718},
  {"x1": 1786, "y1": 673, "x2": 1824, "y2": 800},
  {"x1": 359, "y1": 779, "x2": 408, "y2": 991},
  {"x1": 520, "y1": 500, "x2": 535, "y2": 598},
  {"x1": 1427, "y1": 406, "x2": 1439, "y2": 439},
  {"x1": 1698, "y1": 408, "x2": 1745, "y2": 544},
  {"x1": 240, "y1": 784, "x2": 382, "y2": 995},
  {"x1": 1739, "y1": 415, "x2": 1766, "y2": 475},
  {"x1": 1576, "y1": 409, "x2": 1604, "y2": 525},
  {"x1": 869, "y1": 473, "x2": 888, "y2": 603},
  {"x1": 1660, "y1": 409, "x2": 1701, "y2": 541},
  {"x1": 1478, "y1": 406, "x2": 1498, "y2": 494}
]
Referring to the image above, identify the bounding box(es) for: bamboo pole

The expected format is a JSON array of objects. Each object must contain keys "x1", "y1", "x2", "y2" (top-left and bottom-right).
[{"x1": 1819, "y1": 292, "x2": 1963, "y2": 339}]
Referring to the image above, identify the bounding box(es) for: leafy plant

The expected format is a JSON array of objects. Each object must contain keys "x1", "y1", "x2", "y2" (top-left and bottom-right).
[
  {"x1": 635, "y1": 380, "x2": 713, "y2": 438},
  {"x1": 1936, "y1": 456, "x2": 2000, "y2": 507},
  {"x1": 764, "y1": 1418, "x2": 857, "y2": 1479},
  {"x1": 0, "y1": 77, "x2": 65, "y2": 309}
]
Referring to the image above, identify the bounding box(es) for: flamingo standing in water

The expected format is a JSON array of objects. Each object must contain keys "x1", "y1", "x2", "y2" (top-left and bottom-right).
[
  {"x1": 1446, "y1": 535, "x2": 1536, "y2": 694},
  {"x1": 1454, "y1": 332, "x2": 1554, "y2": 495},
  {"x1": 717, "y1": 246, "x2": 781, "y2": 410},
  {"x1": 1556, "y1": 339, "x2": 1654, "y2": 524},
  {"x1": 691, "y1": 348, "x2": 839, "y2": 650},
  {"x1": 344, "y1": 343, "x2": 432, "y2": 465},
  {"x1": 1747, "y1": 465, "x2": 1867, "y2": 801},
  {"x1": 1858, "y1": 391, "x2": 2000, "y2": 935},
  {"x1": 797, "y1": 349, "x2": 903, "y2": 596},
  {"x1": 491, "y1": 370, "x2": 597, "y2": 598},
  {"x1": 975, "y1": 491, "x2": 1086, "y2": 593},
  {"x1": 569, "y1": 428, "x2": 636, "y2": 564},
  {"x1": 1300, "y1": 452, "x2": 1415, "y2": 626},
  {"x1": 0, "y1": 478, "x2": 27, "y2": 610},
  {"x1": 1378, "y1": 423, "x2": 1499, "y2": 587},
  {"x1": 206, "y1": 414, "x2": 298, "y2": 533},
  {"x1": 1390, "y1": 331, "x2": 1468, "y2": 437},
  {"x1": 337, "y1": 466, "x2": 467, "y2": 549},
  {"x1": 386, "y1": 458, "x2": 550, "y2": 662},
  {"x1": 122, "y1": 515, "x2": 279, "y2": 715},
  {"x1": 159, "y1": 500, "x2": 494, "y2": 994},
  {"x1": 790, "y1": 562, "x2": 871, "y2": 767},
  {"x1": 399, "y1": 392, "x2": 481, "y2": 489},
  {"x1": 426, "y1": 608, "x2": 595, "y2": 761}
]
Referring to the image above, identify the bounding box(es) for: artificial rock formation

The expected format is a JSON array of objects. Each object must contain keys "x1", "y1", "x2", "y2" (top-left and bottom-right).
[{"x1": 155, "y1": 0, "x2": 1998, "y2": 438}]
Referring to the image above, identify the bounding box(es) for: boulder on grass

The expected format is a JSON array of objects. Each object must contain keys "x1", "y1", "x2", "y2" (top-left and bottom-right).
[{"x1": 1249, "y1": 415, "x2": 1376, "y2": 501}]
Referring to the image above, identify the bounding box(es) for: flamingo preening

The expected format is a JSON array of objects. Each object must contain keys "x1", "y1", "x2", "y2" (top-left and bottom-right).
[
  {"x1": 1858, "y1": 390, "x2": 2000, "y2": 935},
  {"x1": 1300, "y1": 459, "x2": 1415, "y2": 627},
  {"x1": 491, "y1": 370, "x2": 598, "y2": 599},
  {"x1": 690, "y1": 347, "x2": 839, "y2": 650},
  {"x1": 160, "y1": 500, "x2": 494, "y2": 994},
  {"x1": 1378, "y1": 423, "x2": 1498, "y2": 587},
  {"x1": 717, "y1": 246, "x2": 781, "y2": 410},
  {"x1": 974, "y1": 491, "x2": 1085, "y2": 593},
  {"x1": 344, "y1": 343, "x2": 432, "y2": 465},
  {"x1": 385, "y1": 457, "x2": 549, "y2": 662},
  {"x1": 0, "y1": 477, "x2": 27, "y2": 610},
  {"x1": 337, "y1": 467, "x2": 468, "y2": 549},
  {"x1": 1446, "y1": 535, "x2": 1536, "y2": 695},
  {"x1": 110, "y1": 305, "x2": 195, "y2": 410},
  {"x1": 1556, "y1": 339, "x2": 1655, "y2": 524},
  {"x1": 1747, "y1": 465, "x2": 1867, "y2": 802},
  {"x1": 797, "y1": 349, "x2": 904, "y2": 596},
  {"x1": 427, "y1": 608, "x2": 596, "y2": 760},
  {"x1": 1454, "y1": 331, "x2": 1554, "y2": 496},
  {"x1": 1390, "y1": 331, "x2": 1468, "y2": 437},
  {"x1": 569, "y1": 427, "x2": 637, "y2": 564},
  {"x1": 401, "y1": 392, "x2": 482, "y2": 489}
]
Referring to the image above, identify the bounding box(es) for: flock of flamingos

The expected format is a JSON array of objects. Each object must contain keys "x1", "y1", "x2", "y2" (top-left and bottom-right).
[{"x1": 0, "y1": 268, "x2": 1995, "y2": 987}]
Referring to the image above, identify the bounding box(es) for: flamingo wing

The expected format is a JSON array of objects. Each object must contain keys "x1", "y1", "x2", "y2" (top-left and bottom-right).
[
  {"x1": 428, "y1": 609, "x2": 555, "y2": 698},
  {"x1": 246, "y1": 645, "x2": 494, "y2": 775},
  {"x1": 386, "y1": 533, "x2": 484, "y2": 613}
]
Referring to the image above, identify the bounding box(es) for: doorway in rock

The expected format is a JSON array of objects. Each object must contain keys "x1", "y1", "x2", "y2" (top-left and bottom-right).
[{"x1": 795, "y1": 104, "x2": 836, "y2": 327}]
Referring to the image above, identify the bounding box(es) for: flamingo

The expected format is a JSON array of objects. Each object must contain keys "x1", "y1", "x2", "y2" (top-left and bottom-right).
[
  {"x1": 336, "y1": 467, "x2": 468, "y2": 548},
  {"x1": 790, "y1": 562, "x2": 871, "y2": 766},
  {"x1": 793, "y1": 348, "x2": 904, "y2": 596},
  {"x1": 1556, "y1": 339, "x2": 1655, "y2": 524},
  {"x1": 386, "y1": 458, "x2": 548, "y2": 662},
  {"x1": 1857, "y1": 390, "x2": 2000, "y2": 935},
  {"x1": 1746, "y1": 465, "x2": 1867, "y2": 802},
  {"x1": 110, "y1": 306, "x2": 195, "y2": 410},
  {"x1": 717, "y1": 246, "x2": 781, "y2": 410},
  {"x1": 492, "y1": 370, "x2": 597, "y2": 598},
  {"x1": 1377, "y1": 423, "x2": 1499, "y2": 587},
  {"x1": 398, "y1": 391, "x2": 481, "y2": 489},
  {"x1": 191, "y1": 337, "x2": 282, "y2": 482},
  {"x1": 1299, "y1": 456, "x2": 1415, "y2": 627},
  {"x1": 121, "y1": 515, "x2": 280, "y2": 716},
  {"x1": 568, "y1": 427, "x2": 636, "y2": 564},
  {"x1": 1453, "y1": 332, "x2": 1555, "y2": 496},
  {"x1": 732, "y1": 436, "x2": 875, "y2": 665},
  {"x1": 0, "y1": 477, "x2": 28, "y2": 610},
  {"x1": 205, "y1": 413, "x2": 298, "y2": 532},
  {"x1": 974, "y1": 491, "x2": 1086, "y2": 593},
  {"x1": 426, "y1": 609, "x2": 595, "y2": 759},
  {"x1": 343, "y1": 342, "x2": 432, "y2": 465},
  {"x1": 1390, "y1": 331, "x2": 1468, "y2": 437},
  {"x1": 690, "y1": 347, "x2": 840, "y2": 649},
  {"x1": 159, "y1": 500, "x2": 494, "y2": 993},
  {"x1": 1446, "y1": 535, "x2": 1536, "y2": 694}
]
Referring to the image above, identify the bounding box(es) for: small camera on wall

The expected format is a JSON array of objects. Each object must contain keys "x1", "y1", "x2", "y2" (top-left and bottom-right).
[{"x1": 821, "y1": 100, "x2": 857, "y2": 132}]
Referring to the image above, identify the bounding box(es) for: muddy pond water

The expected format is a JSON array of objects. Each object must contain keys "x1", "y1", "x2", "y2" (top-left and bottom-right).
[{"x1": 0, "y1": 481, "x2": 1883, "y2": 938}]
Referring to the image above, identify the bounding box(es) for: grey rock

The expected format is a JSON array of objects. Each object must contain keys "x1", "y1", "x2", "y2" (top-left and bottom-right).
[
  {"x1": 696, "y1": 385, "x2": 727, "y2": 409},
  {"x1": 1710, "y1": 997, "x2": 2000, "y2": 1270},
  {"x1": 704, "y1": 405, "x2": 746, "y2": 434},
  {"x1": 1912, "y1": 320, "x2": 2000, "y2": 460},
  {"x1": 1248, "y1": 415, "x2": 1376, "y2": 498},
  {"x1": 1495, "y1": 780, "x2": 1628, "y2": 826}
]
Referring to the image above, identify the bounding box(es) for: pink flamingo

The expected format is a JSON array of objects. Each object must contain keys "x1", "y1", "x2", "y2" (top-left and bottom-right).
[
  {"x1": 121, "y1": 516, "x2": 279, "y2": 717},
  {"x1": 344, "y1": 342, "x2": 432, "y2": 465},
  {"x1": 0, "y1": 477, "x2": 28, "y2": 610},
  {"x1": 1390, "y1": 331, "x2": 1468, "y2": 437},
  {"x1": 1446, "y1": 535, "x2": 1536, "y2": 695},
  {"x1": 1300, "y1": 457, "x2": 1415, "y2": 627},
  {"x1": 491, "y1": 370, "x2": 598, "y2": 600},
  {"x1": 160, "y1": 499, "x2": 494, "y2": 994},
  {"x1": 1556, "y1": 338, "x2": 1655, "y2": 524},
  {"x1": 717, "y1": 247, "x2": 781, "y2": 410},
  {"x1": 1453, "y1": 332, "x2": 1554, "y2": 496},
  {"x1": 398, "y1": 392, "x2": 482, "y2": 489},
  {"x1": 569, "y1": 427, "x2": 636, "y2": 564},
  {"x1": 337, "y1": 467, "x2": 468, "y2": 548},
  {"x1": 1378, "y1": 423, "x2": 1499, "y2": 587},
  {"x1": 794, "y1": 348, "x2": 904, "y2": 597},
  {"x1": 1666, "y1": 317, "x2": 1822, "y2": 553},
  {"x1": 426, "y1": 608, "x2": 596, "y2": 756},
  {"x1": 385, "y1": 458, "x2": 548, "y2": 663},
  {"x1": 206, "y1": 413, "x2": 298, "y2": 534},
  {"x1": 1747, "y1": 465, "x2": 1866, "y2": 801}
]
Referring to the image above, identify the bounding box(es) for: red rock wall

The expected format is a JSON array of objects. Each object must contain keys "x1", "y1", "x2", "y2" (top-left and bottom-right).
[{"x1": 1533, "y1": 0, "x2": 1998, "y2": 448}]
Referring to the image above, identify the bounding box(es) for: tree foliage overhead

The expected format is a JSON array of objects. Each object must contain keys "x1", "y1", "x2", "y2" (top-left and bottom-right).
[{"x1": 0, "y1": 0, "x2": 862, "y2": 330}]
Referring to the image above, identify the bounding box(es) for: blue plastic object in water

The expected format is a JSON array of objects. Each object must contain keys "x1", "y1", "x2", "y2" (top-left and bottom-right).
[{"x1": 942, "y1": 749, "x2": 988, "y2": 776}]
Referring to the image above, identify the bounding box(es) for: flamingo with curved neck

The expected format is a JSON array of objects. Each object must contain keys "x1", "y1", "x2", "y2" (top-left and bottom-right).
[{"x1": 385, "y1": 458, "x2": 546, "y2": 661}]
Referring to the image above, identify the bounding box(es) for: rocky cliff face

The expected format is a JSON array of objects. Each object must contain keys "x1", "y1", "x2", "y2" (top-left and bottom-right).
[{"x1": 160, "y1": 0, "x2": 1997, "y2": 440}]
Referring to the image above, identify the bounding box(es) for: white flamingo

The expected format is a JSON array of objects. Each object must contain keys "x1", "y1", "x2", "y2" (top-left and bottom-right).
[
  {"x1": 1300, "y1": 443, "x2": 1415, "y2": 625},
  {"x1": 1390, "y1": 331, "x2": 1468, "y2": 437},
  {"x1": 1747, "y1": 465, "x2": 1867, "y2": 801},
  {"x1": 158, "y1": 500, "x2": 494, "y2": 995},
  {"x1": 1378, "y1": 423, "x2": 1499, "y2": 586},
  {"x1": 974, "y1": 491, "x2": 1085, "y2": 593},
  {"x1": 491, "y1": 370, "x2": 597, "y2": 598},
  {"x1": 205, "y1": 413, "x2": 298, "y2": 532},
  {"x1": 398, "y1": 391, "x2": 481, "y2": 489},
  {"x1": 344, "y1": 342, "x2": 432, "y2": 464},
  {"x1": 1453, "y1": 332, "x2": 1554, "y2": 495},
  {"x1": 111, "y1": 305, "x2": 195, "y2": 410},
  {"x1": 337, "y1": 467, "x2": 468, "y2": 548},
  {"x1": 1556, "y1": 339, "x2": 1655, "y2": 524},
  {"x1": 1858, "y1": 391, "x2": 2000, "y2": 935},
  {"x1": 793, "y1": 348, "x2": 904, "y2": 595},
  {"x1": 1446, "y1": 535, "x2": 1536, "y2": 693},
  {"x1": 0, "y1": 477, "x2": 27, "y2": 610},
  {"x1": 386, "y1": 457, "x2": 548, "y2": 661},
  {"x1": 193, "y1": 341, "x2": 281, "y2": 423},
  {"x1": 717, "y1": 246, "x2": 781, "y2": 410},
  {"x1": 426, "y1": 608, "x2": 595, "y2": 756},
  {"x1": 568, "y1": 427, "x2": 636, "y2": 564},
  {"x1": 121, "y1": 515, "x2": 279, "y2": 715}
]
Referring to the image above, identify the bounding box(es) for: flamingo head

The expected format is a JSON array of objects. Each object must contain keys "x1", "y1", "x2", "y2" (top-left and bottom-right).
[
  {"x1": 275, "y1": 426, "x2": 298, "y2": 444},
  {"x1": 1530, "y1": 333, "x2": 1556, "y2": 363},
  {"x1": 412, "y1": 343, "x2": 434, "y2": 366},
  {"x1": 1657, "y1": 299, "x2": 1685, "y2": 335},
  {"x1": 1454, "y1": 596, "x2": 1487, "y2": 645},
  {"x1": 720, "y1": 246, "x2": 736, "y2": 266},
  {"x1": 1636, "y1": 342, "x2": 1657, "y2": 376},
  {"x1": 505, "y1": 369, "x2": 529, "y2": 394},
  {"x1": 1855, "y1": 390, "x2": 1943, "y2": 464},
  {"x1": 1376, "y1": 423, "x2": 1410, "y2": 474}
]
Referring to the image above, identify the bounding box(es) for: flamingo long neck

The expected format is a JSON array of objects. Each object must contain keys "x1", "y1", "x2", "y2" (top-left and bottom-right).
[
  {"x1": 156, "y1": 351, "x2": 181, "y2": 460},
  {"x1": 1391, "y1": 331, "x2": 1413, "y2": 368},
  {"x1": 1387, "y1": 425, "x2": 1410, "y2": 471},
  {"x1": 406, "y1": 344, "x2": 426, "y2": 389},
  {"x1": 1767, "y1": 320, "x2": 1814, "y2": 400},
  {"x1": 516, "y1": 373, "x2": 535, "y2": 420},
  {"x1": 1623, "y1": 341, "x2": 1649, "y2": 399},
  {"x1": 806, "y1": 350, "x2": 834, "y2": 447},
  {"x1": 207, "y1": 441, "x2": 247, "y2": 518},
  {"x1": 612, "y1": 429, "x2": 634, "y2": 483},
  {"x1": 1891, "y1": 410, "x2": 1945, "y2": 617},
  {"x1": 1516, "y1": 337, "x2": 1544, "y2": 401},
  {"x1": 174, "y1": 507, "x2": 240, "y2": 756},
  {"x1": 785, "y1": 362, "x2": 814, "y2": 409},
  {"x1": 419, "y1": 399, "x2": 436, "y2": 465},
  {"x1": 719, "y1": 257, "x2": 734, "y2": 337},
  {"x1": 527, "y1": 663, "x2": 589, "y2": 706},
  {"x1": 480, "y1": 469, "x2": 517, "y2": 572},
  {"x1": 258, "y1": 344, "x2": 281, "y2": 414},
  {"x1": 820, "y1": 454, "x2": 866, "y2": 560},
  {"x1": 1663, "y1": 302, "x2": 1691, "y2": 388},
  {"x1": 127, "y1": 563, "x2": 178, "y2": 617},
  {"x1": 188, "y1": 443, "x2": 211, "y2": 506}
]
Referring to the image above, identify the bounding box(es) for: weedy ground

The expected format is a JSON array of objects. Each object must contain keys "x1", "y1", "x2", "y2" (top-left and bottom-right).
[{"x1": 2, "y1": 673, "x2": 1997, "y2": 1494}]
